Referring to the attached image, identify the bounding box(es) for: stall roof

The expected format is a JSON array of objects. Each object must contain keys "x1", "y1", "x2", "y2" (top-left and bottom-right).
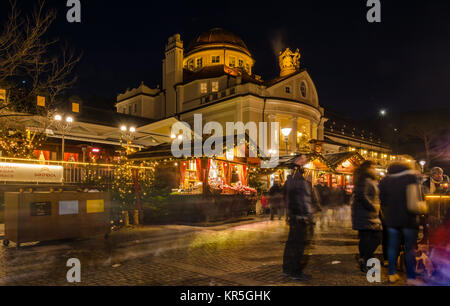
[
  {"x1": 276, "y1": 151, "x2": 365, "y2": 173},
  {"x1": 127, "y1": 133, "x2": 263, "y2": 161},
  {"x1": 323, "y1": 152, "x2": 364, "y2": 168}
]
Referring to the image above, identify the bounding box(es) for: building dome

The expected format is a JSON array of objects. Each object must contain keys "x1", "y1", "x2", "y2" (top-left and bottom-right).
[{"x1": 185, "y1": 28, "x2": 251, "y2": 57}]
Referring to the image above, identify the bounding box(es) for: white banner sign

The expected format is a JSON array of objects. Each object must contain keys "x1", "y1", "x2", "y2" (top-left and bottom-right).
[{"x1": 0, "y1": 162, "x2": 63, "y2": 183}]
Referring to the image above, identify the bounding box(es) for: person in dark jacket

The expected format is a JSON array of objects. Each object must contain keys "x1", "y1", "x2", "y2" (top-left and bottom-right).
[
  {"x1": 269, "y1": 182, "x2": 284, "y2": 220},
  {"x1": 329, "y1": 183, "x2": 346, "y2": 223},
  {"x1": 379, "y1": 162, "x2": 422, "y2": 285},
  {"x1": 282, "y1": 154, "x2": 315, "y2": 281},
  {"x1": 315, "y1": 178, "x2": 331, "y2": 228},
  {"x1": 351, "y1": 160, "x2": 382, "y2": 273},
  {"x1": 315, "y1": 177, "x2": 330, "y2": 206}
]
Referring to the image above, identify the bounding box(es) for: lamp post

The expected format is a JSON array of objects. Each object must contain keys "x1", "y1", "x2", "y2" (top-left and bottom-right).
[
  {"x1": 419, "y1": 160, "x2": 426, "y2": 173},
  {"x1": 281, "y1": 128, "x2": 292, "y2": 155},
  {"x1": 54, "y1": 114, "x2": 73, "y2": 161},
  {"x1": 120, "y1": 125, "x2": 136, "y2": 154}
]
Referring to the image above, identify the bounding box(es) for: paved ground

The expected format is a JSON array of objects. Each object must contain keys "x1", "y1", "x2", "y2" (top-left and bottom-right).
[{"x1": 0, "y1": 212, "x2": 403, "y2": 286}]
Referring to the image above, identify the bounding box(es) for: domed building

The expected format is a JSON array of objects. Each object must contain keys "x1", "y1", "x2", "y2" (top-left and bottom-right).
[
  {"x1": 116, "y1": 28, "x2": 325, "y2": 155},
  {"x1": 183, "y1": 28, "x2": 254, "y2": 75}
]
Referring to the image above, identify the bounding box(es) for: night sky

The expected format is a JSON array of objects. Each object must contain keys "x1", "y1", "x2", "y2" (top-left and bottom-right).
[{"x1": 2, "y1": 0, "x2": 450, "y2": 118}]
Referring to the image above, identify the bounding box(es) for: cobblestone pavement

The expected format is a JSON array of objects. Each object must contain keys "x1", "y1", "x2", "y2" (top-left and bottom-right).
[{"x1": 0, "y1": 215, "x2": 399, "y2": 286}]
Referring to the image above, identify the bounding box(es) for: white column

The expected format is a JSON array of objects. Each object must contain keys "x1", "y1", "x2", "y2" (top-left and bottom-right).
[
  {"x1": 290, "y1": 117, "x2": 298, "y2": 153},
  {"x1": 318, "y1": 119, "x2": 326, "y2": 141},
  {"x1": 268, "y1": 114, "x2": 276, "y2": 153}
]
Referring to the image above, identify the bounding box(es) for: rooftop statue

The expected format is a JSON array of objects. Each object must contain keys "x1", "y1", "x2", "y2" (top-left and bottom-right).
[{"x1": 279, "y1": 48, "x2": 301, "y2": 77}]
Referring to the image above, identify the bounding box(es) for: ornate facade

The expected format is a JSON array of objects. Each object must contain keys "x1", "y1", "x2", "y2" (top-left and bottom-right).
[{"x1": 116, "y1": 28, "x2": 324, "y2": 155}]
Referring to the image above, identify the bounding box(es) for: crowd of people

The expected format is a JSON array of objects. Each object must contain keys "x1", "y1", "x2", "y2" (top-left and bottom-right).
[
  {"x1": 352, "y1": 163, "x2": 449, "y2": 285},
  {"x1": 259, "y1": 155, "x2": 449, "y2": 285}
]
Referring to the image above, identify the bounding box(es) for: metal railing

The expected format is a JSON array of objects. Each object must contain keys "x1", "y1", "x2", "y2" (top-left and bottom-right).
[{"x1": 0, "y1": 156, "x2": 152, "y2": 185}]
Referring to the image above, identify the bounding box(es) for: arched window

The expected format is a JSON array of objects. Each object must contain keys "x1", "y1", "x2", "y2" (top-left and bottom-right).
[{"x1": 300, "y1": 81, "x2": 307, "y2": 98}]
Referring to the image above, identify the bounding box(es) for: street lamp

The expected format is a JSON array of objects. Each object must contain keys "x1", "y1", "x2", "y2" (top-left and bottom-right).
[
  {"x1": 419, "y1": 160, "x2": 426, "y2": 173},
  {"x1": 379, "y1": 109, "x2": 387, "y2": 116},
  {"x1": 120, "y1": 125, "x2": 136, "y2": 154},
  {"x1": 53, "y1": 114, "x2": 73, "y2": 161},
  {"x1": 281, "y1": 128, "x2": 292, "y2": 155}
]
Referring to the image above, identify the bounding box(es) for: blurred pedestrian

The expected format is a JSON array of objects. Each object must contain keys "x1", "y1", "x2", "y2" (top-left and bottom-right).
[
  {"x1": 379, "y1": 162, "x2": 423, "y2": 285},
  {"x1": 427, "y1": 212, "x2": 450, "y2": 285},
  {"x1": 315, "y1": 177, "x2": 331, "y2": 228},
  {"x1": 351, "y1": 160, "x2": 382, "y2": 273},
  {"x1": 329, "y1": 183, "x2": 346, "y2": 223},
  {"x1": 269, "y1": 181, "x2": 284, "y2": 220},
  {"x1": 282, "y1": 154, "x2": 315, "y2": 281},
  {"x1": 260, "y1": 192, "x2": 269, "y2": 215},
  {"x1": 422, "y1": 167, "x2": 449, "y2": 195}
]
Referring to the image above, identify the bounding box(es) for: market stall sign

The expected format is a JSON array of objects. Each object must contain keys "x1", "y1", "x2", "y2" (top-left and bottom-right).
[
  {"x1": 30, "y1": 202, "x2": 51, "y2": 216},
  {"x1": 0, "y1": 162, "x2": 63, "y2": 183},
  {"x1": 86, "y1": 199, "x2": 104, "y2": 213},
  {"x1": 59, "y1": 200, "x2": 79, "y2": 215}
]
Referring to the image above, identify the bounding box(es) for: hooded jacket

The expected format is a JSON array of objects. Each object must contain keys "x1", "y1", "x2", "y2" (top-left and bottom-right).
[
  {"x1": 351, "y1": 173, "x2": 382, "y2": 231},
  {"x1": 379, "y1": 165, "x2": 421, "y2": 229}
]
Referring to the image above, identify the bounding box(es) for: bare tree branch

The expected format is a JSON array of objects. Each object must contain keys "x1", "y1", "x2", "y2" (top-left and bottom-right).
[{"x1": 0, "y1": 0, "x2": 81, "y2": 158}]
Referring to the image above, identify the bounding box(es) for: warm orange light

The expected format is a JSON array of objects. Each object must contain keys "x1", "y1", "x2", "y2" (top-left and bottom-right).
[{"x1": 425, "y1": 195, "x2": 450, "y2": 199}]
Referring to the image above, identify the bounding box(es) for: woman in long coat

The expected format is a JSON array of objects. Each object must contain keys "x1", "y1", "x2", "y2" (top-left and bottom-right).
[{"x1": 351, "y1": 160, "x2": 382, "y2": 272}]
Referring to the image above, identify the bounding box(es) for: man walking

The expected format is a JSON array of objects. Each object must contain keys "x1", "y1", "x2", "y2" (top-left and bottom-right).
[{"x1": 282, "y1": 154, "x2": 315, "y2": 281}]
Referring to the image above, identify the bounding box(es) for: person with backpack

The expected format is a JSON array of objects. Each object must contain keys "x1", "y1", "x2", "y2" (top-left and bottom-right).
[{"x1": 379, "y1": 162, "x2": 425, "y2": 285}]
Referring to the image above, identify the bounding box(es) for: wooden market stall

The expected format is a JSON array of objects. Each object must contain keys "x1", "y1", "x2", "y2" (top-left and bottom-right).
[
  {"x1": 272, "y1": 151, "x2": 364, "y2": 194},
  {"x1": 127, "y1": 135, "x2": 258, "y2": 223}
]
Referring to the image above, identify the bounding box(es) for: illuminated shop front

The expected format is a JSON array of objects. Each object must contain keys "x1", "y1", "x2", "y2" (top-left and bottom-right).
[
  {"x1": 127, "y1": 139, "x2": 258, "y2": 223},
  {"x1": 269, "y1": 151, "x2": 364, "y2": 194},
  {"x1": 176, "y1": 157, "x2": 254, "y2": 195}
]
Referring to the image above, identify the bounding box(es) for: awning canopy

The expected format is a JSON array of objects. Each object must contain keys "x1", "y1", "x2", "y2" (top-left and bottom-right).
[
  {"x1": 127, "y1": 133, "x2": 264, "y2": 162},
  {"x1": 277, "y1": 151, "x2": 365, "y2": 174}
]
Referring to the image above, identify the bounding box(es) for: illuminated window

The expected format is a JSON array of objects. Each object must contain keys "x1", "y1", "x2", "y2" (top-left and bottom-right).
[
  {"x1": 37, "y1": 95, "x2": 46, "y2": 107},
  {"x1": 188, "y1": 59, "x2": 194, "y2": 70},
  {"x1": 229, "y1": 57, "x2": 236, "y2": 67},
  {"x1": 72, "y1": 102, "x2": 80, "y2": 113},
  {"x1": 238, "y1": 59, "x2": 244, "y2": 67},
  {"x1": 212, "y1": 56, "x2": 220, "y2": 63},
  {"x1": 212, "y1": 81, "x2": 219, "y2": 92},
  {"x1": 196, "y1": 58, "x2": 203, "y2": 68},
  {"x1": 200, "y1": 83, "x2": 207, "y2": 94}
]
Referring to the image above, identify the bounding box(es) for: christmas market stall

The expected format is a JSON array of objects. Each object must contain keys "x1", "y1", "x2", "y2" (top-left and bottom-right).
[
  {"x1": 270, "y1": 151, "x2": 364, "y2": 193},
  {"x1": 127, "y1": 135, "x2": 258, "y2": 224},
  {"x1": 322, "y1": 152, "x2": 365, "y2": 193}
]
